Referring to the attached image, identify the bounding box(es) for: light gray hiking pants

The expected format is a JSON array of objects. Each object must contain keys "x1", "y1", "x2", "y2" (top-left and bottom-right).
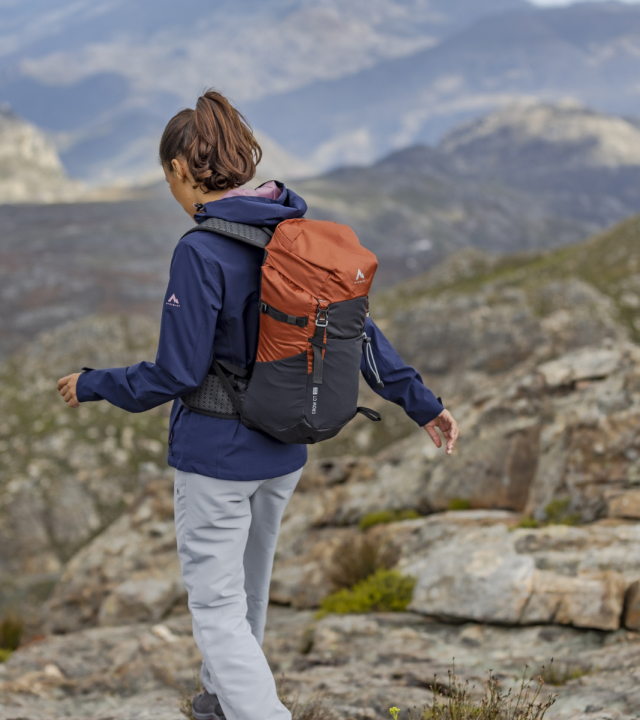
[{"x1": 173, "y1": 468, "x2": 302, "y2": 720}]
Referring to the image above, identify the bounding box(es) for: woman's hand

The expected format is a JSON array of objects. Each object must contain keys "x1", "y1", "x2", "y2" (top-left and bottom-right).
[
  {"x1": 424, "y1": 409, "x2": 459, "y2": 455},
  {"x1": 57, "y1": 373, "x2": 81, "y2": 408}
]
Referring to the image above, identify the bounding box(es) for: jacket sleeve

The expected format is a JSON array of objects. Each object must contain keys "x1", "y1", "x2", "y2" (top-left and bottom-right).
[
  {"x1": 76, "y1": 240, "x2": 222, "y2": 413},
  {"x1": 360, "y1": 317, "x2": 443, "y2": 426}
]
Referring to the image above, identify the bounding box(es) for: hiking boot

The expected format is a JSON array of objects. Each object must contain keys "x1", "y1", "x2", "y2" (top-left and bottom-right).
[{"x1": 192, "y1": 690, "x2": 227, "y2": 720}]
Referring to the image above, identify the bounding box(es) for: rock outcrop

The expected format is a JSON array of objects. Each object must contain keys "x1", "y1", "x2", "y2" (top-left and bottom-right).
[
  {"x1": 42, "y1": 468, "x2": 183, "y2": 635},
  {"x1": 0, "y1": 107, "x2": 82, "y2": 204},
  {"x1": 42, "y1": 339, "x2": 640, "y2": 635},
  {"x1": 0, "y1": 315, "x2": 170, "y2": 621}
]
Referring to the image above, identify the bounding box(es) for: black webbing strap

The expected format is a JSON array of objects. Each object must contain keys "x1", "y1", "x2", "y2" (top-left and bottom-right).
[
  {"x1": 309, "y1": 305, "x2": 328, "y2": 385},
  {"x1": 181, "y1": 217, "x2": 274, "y2": 249},
  {"x1": 210, "y1": 355, "x2": 243, "y2": 416},
  {"x1": 217, "y1": 359, "x2": 250, "y2": 379},
  {"x1": 357, "y1": 407, "x2": 382, "y2": 422},
  {"x1": 309, "y1": 334, "x2": 326, "y2": 384},
  {"x1": 260, "y1": 302, "x2": 308, "y2": 328}
]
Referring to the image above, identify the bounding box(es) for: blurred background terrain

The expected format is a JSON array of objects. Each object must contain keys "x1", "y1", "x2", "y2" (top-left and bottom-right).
[{"x1": 4, "y1": 1, "x2": 640, "y2": 719}]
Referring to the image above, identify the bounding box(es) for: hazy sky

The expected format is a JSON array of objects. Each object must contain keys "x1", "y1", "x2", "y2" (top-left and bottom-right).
[{"x1": 530, "y1": 0, "x2": 640, "y2": 4}]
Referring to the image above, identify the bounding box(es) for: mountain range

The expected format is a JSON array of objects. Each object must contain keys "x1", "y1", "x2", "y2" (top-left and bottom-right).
[
  {"x1": 297, "y1": 100, "x2": 640, "y2": 280},
  {"x1": 5, "y1": 99, "x2": 640, "y2": 347},
  {"x1": 4, "y1": 1, "x2": 640, "y2": 184},
  {"x1": 0, "y1": 0, "x2": 526, "y2": 185}
]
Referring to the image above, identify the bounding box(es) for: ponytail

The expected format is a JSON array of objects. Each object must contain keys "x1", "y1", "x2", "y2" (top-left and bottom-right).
[{"x1": 159, "y1": 89, "x2": 262, "y2": 192}]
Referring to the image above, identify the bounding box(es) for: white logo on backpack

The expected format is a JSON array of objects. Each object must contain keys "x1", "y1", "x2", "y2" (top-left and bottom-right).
[{"x1": 355, "y1": 269, "x2": 365, "y2": 283}]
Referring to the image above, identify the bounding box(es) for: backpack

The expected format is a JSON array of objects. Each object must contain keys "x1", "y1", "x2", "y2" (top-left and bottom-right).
[{"x1": 179, "y1": 216, "x2": 383, "y2": 444}]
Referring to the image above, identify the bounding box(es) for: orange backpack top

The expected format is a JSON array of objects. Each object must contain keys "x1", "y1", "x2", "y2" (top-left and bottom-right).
[{"x1": 180, "y1": 216, "x2": 382, "y2": 444}]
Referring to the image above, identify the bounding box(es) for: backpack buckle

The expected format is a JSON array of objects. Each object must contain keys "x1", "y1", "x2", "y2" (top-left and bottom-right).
[{"x1": 316, "y1": 308, "x2": 329, "y2": 327}]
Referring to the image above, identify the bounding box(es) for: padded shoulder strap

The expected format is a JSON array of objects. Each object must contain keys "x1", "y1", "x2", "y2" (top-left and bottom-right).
[{"x1": 182, "y1": 217, "x2": 273, "y2": 249}]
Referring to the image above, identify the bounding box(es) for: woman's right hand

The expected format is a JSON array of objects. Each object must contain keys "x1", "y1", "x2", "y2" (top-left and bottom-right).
[{"x1": 57, "y1": 373, "x2": 81, "y2": 408}]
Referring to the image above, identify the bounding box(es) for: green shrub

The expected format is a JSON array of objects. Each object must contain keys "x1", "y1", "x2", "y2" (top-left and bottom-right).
[
  {"x1": 317, "y1": 569, "x2": 415, "y2": 618},
  {"x1": 0, "y1": 648, "x2": 12, "y2": 663},
  {"x1": 328, "y1": 534, "x2": 399, "y2": 591},
  {"x1": 545, "y1": 499, "x2": 581, "y2": 526},
  {"x1": 448, "y1": 498, "x2": 472, "y2": 511},
  {"x1": 0, "y1": 613, "x2": 24, "y2": 651},
  {"x1": 359, "y1": 509, "x2": 421, "y2": 531},
  {"x1": 541, "y1": 662, "x2": 590, "y2": 686},
  {"x1": 516, "y1": 516, "x2": 540, "y2": 529}
]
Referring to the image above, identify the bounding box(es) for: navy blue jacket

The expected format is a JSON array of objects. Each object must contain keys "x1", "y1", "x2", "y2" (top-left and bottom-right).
[{"x1": 76, "y1": 185, "x2": 444, "y2": 481}]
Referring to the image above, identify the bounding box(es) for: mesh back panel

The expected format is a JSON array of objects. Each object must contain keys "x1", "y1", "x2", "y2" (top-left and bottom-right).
[{"x1": 181, "y1": 373, "x2": 238, "y2": 418}]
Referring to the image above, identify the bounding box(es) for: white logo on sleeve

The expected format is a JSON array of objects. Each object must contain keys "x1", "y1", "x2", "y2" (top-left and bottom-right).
[
  {"x1": 355, "y1": 269, "x2": 365, "y2": 283},
  {"x1": 166, "y1": 293, "x2": 180, "y2": 307}
]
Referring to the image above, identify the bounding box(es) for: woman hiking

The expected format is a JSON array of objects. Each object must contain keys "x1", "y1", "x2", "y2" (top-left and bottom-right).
[{"x1": 57, "y1": 89, "x2": 459, "y2": 720}]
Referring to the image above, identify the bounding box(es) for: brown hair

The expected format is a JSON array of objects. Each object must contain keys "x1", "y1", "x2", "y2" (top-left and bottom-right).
[{"x1": 159, "y1": 89, "x2": 262, "y2": 193}]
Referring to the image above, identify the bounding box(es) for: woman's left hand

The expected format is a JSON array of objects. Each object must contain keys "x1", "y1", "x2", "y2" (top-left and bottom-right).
[
  {"x1": 424, "y1": 409, "x2": 459, "y2": 455},
  {"x1": 57, "y1": 373, "x2": 81, "y2": 408}
]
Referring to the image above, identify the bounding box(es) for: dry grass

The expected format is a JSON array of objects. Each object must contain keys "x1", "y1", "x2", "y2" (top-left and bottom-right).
[
  {"x1": 328, "y1": 534, "x2": 399, "y2": 591},
  {"x1": 392, "y1": 664, "x2": 557, "y2": 720},
  {"x1": 540, "y1": 661, "x2": 590, "y2": 686},
  {"x1": 178, "y1": 672, "x2": 202, "y2": 720},
  {"x1": 278, "y1": 676, "x2": 334, "y2": 720}
]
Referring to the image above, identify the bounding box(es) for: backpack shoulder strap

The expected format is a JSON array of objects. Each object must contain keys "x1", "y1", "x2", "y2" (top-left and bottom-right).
[{"x1": 181, "y1": 217, "x2": 273, "y2": 249}]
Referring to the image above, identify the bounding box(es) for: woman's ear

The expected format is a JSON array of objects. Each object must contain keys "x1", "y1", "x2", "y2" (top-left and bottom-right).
[{"x1": 171, "y1": 157, "x2": 188, "y2": 182}]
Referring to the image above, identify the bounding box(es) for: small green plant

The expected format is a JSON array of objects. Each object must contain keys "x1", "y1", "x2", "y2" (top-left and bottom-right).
[
  {"x1": 391, "y1": 663, "x2": 556, "y2": 720},
  {"x1": 0, "y1": 613, "x2": 24, "y2": 652},
  {"x1": 328, "y1": 534, "x2": 399, "y2": 591},
  {"x1": 516, "y1": 516, "x2": 540, "y2": 529},
  {"x1": 448, "y1": 498, "x2": 472, "y2": 511},
  {"x1": 545, "y1": 499, "x2": 581, "y2": 526},
  {"x1": 299, "y1": 626, "x2": 315, "y2": 655},
  {"x1": 359, "y1": 508, "x2": 421, "y2": 531},
  {"x1": 0, "y1": 648, "x2": 12, "y2": 663},
  {"x1": 541, "y1": 661, "x2": 590, "y2": 686},
  {"x1": 317, "y1": 568, "x2": 415, "y2": 618}
]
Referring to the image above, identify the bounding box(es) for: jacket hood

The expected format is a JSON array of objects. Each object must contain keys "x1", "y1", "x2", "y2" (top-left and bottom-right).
[{"x1": 194, "y1": 181, "x2": 307, "y2": 228}]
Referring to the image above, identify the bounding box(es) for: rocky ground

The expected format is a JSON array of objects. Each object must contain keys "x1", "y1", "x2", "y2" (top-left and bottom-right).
[
  {"x1": 2, "y1": 605, "x2": 640, "y2": 720},
  {"x1": 3, "y1": 420, "x2": 635, "y2": 719}
]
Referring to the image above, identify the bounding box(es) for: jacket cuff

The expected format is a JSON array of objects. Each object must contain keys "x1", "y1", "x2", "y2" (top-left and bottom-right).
[
  {"x1": 407, "y1": 393, "x2": 444, "y2": 427},
  {"x1": 76, "y1": 368, "x2": 99, "y2": 403}
]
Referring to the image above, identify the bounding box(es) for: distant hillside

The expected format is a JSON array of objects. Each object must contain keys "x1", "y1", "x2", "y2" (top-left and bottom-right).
[
  {"x1": 298, "y1": 101, "x2": 640, "y2": 280},
  {"x1": 0, "y1": 192, "x2": 185, "y2": 358},
  {"x1": 371, "y1": 212, "x2": 640, "y2": 388},
  {"x1": 440, "y1": 100, "x2": 640, "y2": 228},
  {"x1": 0, "y1": 108, "x2": 82, "y2": 203}
]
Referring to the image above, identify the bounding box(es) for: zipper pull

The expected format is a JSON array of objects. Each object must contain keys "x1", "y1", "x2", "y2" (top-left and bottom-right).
[{"x1": 363, "y1": 335, "x2": 384, "y2": 389}]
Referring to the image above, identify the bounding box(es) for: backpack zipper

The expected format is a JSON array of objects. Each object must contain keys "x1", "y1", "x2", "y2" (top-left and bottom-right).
[{"x1": 363, "y1": 334, "x2": 384, "y2": 389}]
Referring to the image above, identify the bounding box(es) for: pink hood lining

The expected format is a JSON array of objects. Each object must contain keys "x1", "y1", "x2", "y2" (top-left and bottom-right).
[{"x1": 221, "y1": 180, "x2": 281, "y2": 200}]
